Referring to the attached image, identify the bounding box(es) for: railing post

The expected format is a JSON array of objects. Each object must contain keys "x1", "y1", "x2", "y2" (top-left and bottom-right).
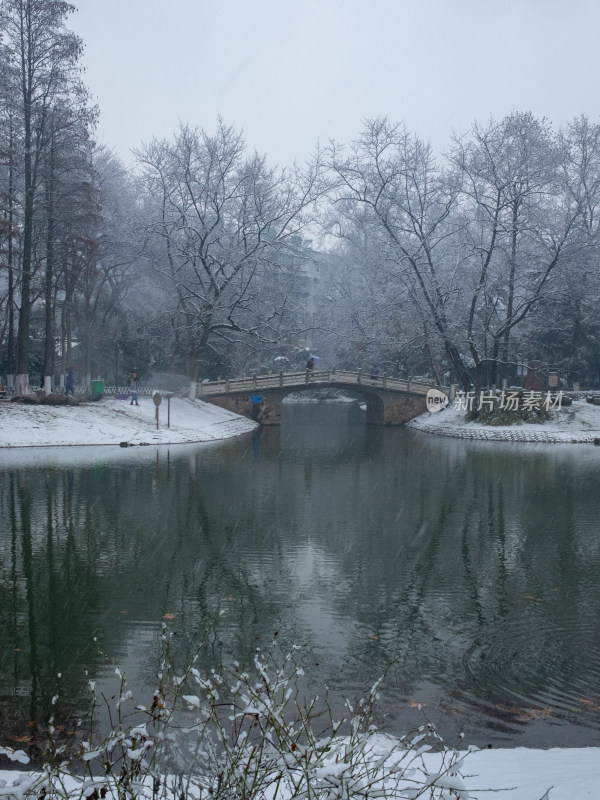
[
  {"x1": 226, "y1": 378, "x2": 230, "y2": 392},
  {"x1": 305, "y1": 369, "x2": 310, "y2": 384},
  {"x1": 407, "y1": 378, "x2": 411, "y2": 393},
  {"x1": 357, "y1": 368, "x2": 362, "y2": 384},
  {"x1": 279, "y1": 371, "x2": 284, "y2": 387},
  {"x1": 383, "y1": 371, "x2": 387, "y2": 389},
  {"x1": 332, "y1": 366, "x2": 336, "y2": 382},
  {"x1": 253, "y1": 374, "x2": 257, "y2": 389}
]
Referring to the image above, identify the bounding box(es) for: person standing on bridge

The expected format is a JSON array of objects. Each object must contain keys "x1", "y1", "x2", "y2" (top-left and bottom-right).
[{"x1": 306, "y1": 356, "x2": 315, "y2": 371}]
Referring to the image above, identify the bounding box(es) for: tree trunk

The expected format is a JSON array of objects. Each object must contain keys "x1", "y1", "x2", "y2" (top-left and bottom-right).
[
  {"x1": 491, "y1": 338, "x2": 502, "y2": 389},
  {"x1": 500, "y1": 201, "x2": 519, "y2": 386},
  {"x1": 6, "y1": 138, "x2": 16, "y2": 388},
  {"x1": 7, "y1": 264, "x2": 16, "y2": 389},
  {"x1": 83, "y1": 305, "x2": 91, "y2": 390},
  {"x1": 15, "y1": 62, "x2": 34, "y2": 396},
  {"x1": 443, "y1": 338, "x2": 472, "y2": 392},
  {"x1": 15, "y1": 179, "x2": 33, "y2": 393},
  {"x1": 43, "y1": 160, "x2": 56, "y2": 393}
]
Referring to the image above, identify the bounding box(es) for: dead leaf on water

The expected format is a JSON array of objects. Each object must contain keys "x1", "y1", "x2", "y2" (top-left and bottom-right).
[
  {"x1": 163, "y1": 613, "x2": 176, "y2": 620},
  {"x1": 577, "y1": 698, "x2": 600, "y2": 711},
  {"x1": 515, "y1": 707, "x2": 552, "y2": 721}
]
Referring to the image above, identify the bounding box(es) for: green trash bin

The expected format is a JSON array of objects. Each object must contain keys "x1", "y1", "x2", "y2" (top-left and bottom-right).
[{"x1": 90, "y1": 380, "x2": 104, "y2": 395}]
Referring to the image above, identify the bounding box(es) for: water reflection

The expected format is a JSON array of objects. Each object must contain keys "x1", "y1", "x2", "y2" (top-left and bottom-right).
[
  {"x1": 281, "y1": 400, "x2": 367, "y2": 457},
  {"x1": 1, "y1": 402, "x2": 600, "y2": 752}
]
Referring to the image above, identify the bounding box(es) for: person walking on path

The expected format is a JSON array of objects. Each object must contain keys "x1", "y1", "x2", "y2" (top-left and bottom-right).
[
  {"x1": 65, "y1": 369, "x2": 75, "y2": 396},
  {"x1": 129, "y1": 374, "x2": 139, "y2": 406}
]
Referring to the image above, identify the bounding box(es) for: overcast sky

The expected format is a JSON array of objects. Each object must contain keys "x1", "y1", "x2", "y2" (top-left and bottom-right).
[{"x1": 70, "y1": 0, "x2": 600, "y2": 168}]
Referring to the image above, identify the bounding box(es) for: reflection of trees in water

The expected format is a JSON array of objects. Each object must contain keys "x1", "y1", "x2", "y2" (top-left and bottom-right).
[
  {"x1": 1, "y1": 425, "x2": 599, "y2": 748},
  {"x1": 0, "y1": 443, "x2": 297, "y2": 740},
  {"x1": 0, "y1": 471, "x2": 105, "y2": 753},
  {"x1": 344, "y1": 437, "x2": 600, "y2": 740}
]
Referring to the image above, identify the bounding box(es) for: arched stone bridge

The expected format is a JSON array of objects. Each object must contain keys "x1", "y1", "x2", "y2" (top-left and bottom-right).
[{"x1": 196, "y1": 369, "x2": 440, "y2": 425}]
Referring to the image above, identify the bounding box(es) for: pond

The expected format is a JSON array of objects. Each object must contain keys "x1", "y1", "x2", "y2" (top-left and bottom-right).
[{"x1": 1, "y1": 399, "x2": 599, "y2": 752}]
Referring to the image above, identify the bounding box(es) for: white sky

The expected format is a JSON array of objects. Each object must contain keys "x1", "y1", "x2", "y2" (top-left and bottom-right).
[{"x1": 70, "y1": 0, "x2": 600, "y2": 167}]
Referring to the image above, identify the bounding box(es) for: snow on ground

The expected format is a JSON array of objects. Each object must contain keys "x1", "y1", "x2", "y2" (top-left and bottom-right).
[
  {"x1": 0, "y1": 395, "x2": 257, "y2": 449},
  {"x1": 0, "y1": 745, "x2": 598, "y2": 799},
  {"x1": 3, "y1": 395, "x2": 600, "y2": 451},
  {"x1": 408, "y1": 398, "x2": 600, "y2": 443}
]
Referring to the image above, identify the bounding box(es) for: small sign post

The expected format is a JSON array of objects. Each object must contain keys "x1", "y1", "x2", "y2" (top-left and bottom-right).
[
  {"x1": 165, "y1": 392, "x2": 174, "y2": 427},
  {"x1": 152, "y1": 391, "x2": 162, "y2": 429}
]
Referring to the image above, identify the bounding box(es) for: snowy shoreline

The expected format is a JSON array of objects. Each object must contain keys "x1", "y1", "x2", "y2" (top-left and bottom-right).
[
  {"x1": 0, "y1": 395, "x2": 258, "y2": 449},
  {"x1": 407, "y1": 398, "x2": 600, "y2": 444},
  {"x1": 3, "y1": 396, "x2": 600, "y2": 451},
  {"x1": 1, "y1": 745, "x2": 599, "y2": 800}
]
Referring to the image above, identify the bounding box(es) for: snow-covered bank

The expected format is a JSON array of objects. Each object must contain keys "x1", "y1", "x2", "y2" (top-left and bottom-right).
[
  {"x1": 0, "y1": 396, "x2": 257, "y2": 448},
  {"x1": 408, "y1": 398, "x2": 600, "y2": 443},
  {"x1": 4, "y1": 395, "x2": 600, "y2": 450},
  {"x1": 1, "y1": 745, "x2": 599, "y2": 799}
]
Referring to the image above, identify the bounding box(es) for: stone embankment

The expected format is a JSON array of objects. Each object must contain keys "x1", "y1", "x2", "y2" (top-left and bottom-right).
[{"x1": 407, "y1": 418, "x2": 599, "y2": 444}]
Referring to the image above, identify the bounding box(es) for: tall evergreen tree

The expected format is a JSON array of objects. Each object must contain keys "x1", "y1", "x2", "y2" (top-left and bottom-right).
[{"x1": 0, "y1": 0, "x2": 90, "y2": 393}]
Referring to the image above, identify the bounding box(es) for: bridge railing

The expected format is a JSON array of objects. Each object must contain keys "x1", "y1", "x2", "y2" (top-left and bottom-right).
[{"x1": 197, "y1": 369, "x2": 440, "y2": 397}]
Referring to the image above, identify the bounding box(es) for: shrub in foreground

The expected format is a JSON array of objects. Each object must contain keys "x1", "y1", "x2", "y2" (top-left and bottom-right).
[{"x1": 0, "y1": 625, "x2": 549, "y2": 799}]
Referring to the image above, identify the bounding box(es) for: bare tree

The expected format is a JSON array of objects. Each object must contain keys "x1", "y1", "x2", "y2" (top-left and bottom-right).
[
  {"x1": 327, "y1": 118, "x2": 472, "y2": 389},
  {"x1": 449, "y1": 112, "x2": 587, "y2": 388},
  {"x1": 74, "y1": 146, "x2": 144, "y2": 388},
  {"x1": 136, "y1": 120, "x2": 325, "y2": 388}
]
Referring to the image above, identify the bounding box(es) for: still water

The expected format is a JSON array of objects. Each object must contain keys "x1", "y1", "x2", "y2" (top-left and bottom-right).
[{"x1": 1, "y1": 400, "x2": 600, "y2": 750}]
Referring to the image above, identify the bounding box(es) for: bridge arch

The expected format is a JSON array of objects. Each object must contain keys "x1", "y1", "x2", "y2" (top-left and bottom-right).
[
  {"x1": 277, "y1": 384, "x2": 386, "y2": 425},
  {"x1": 197, "y1": 371, "x2": 431, "y2": 426}
]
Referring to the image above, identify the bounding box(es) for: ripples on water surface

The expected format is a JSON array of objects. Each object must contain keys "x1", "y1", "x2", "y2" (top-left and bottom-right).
[{"x1": 1, "y1": 399, "x2": 599, "y2": 749}]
